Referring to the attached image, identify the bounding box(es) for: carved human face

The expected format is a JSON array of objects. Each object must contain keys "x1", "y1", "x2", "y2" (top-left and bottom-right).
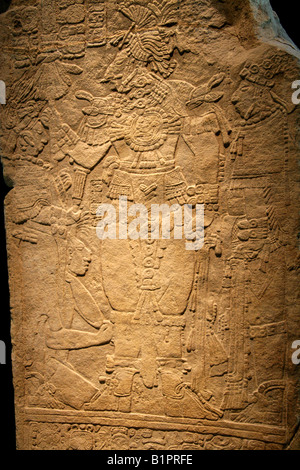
[
  {"x1": 68, "y1": 238, "x2": 92, "y2": 276},
  {"x1": 133, "y1": 113, "x2": 162, "y2": 141},
  {"x1": 231, "y1": 80, "x2": 273, "y2": 120},
  {"x1": 18, "y1": 122, "x2": 48, "y2": 157},
  {"x1": 231, "y1": 80, "x2": 257, "y2": 119},
  {"x1": 102, "y1": 49, "x2": 135, "y2": 91}
]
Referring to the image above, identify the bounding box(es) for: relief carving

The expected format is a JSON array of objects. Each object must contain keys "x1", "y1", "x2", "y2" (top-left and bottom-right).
[{"x1": 0, "y1": 0, "x2": 299, "y2": 450}]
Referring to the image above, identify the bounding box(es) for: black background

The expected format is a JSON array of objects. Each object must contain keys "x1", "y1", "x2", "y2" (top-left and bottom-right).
[{"x1": 0, "y1": 0, "x2": 299, "y2": 455}]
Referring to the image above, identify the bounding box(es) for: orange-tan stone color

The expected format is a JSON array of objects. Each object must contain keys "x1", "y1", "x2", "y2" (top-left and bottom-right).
[{"x1": 0, "y1": 0, "x2": 299, "y2": 450}]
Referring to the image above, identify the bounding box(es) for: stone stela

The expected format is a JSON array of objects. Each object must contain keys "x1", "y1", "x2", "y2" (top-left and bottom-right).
[{"x1": 0, "y1": 0, "x2": 299, "y2": 451}]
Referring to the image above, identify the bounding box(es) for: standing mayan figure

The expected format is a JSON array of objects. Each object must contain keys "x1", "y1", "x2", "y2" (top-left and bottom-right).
[{"x1": 0, "y1": 0, "x2": 299, "y2": 450}]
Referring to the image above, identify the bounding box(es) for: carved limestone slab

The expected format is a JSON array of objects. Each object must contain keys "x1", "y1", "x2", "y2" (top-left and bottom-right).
[{"x1": 0, "y1": 0, "x2": 299, "y2": 450}]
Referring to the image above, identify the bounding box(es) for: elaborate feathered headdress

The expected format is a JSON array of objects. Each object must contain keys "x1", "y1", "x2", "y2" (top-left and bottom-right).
[
  {"x1": 119, "y1": 1, "x2": 180, "y2": 28},
  {"x1": 115, "y1": 1, "x2": 180, "y2": 78}
]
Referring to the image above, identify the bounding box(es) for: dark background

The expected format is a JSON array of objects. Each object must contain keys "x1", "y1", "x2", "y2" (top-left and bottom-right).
[
  {"x1": 270, "y1": 0, "x2": 300, "y2": 48},
  {"x1": 0, "y1": 0, "x2": 299, "y2": 453}
]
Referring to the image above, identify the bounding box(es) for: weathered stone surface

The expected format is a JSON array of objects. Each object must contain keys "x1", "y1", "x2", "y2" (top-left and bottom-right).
[{"x1": 0, "y1": 0, "x2": 299, "y2": 450}]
